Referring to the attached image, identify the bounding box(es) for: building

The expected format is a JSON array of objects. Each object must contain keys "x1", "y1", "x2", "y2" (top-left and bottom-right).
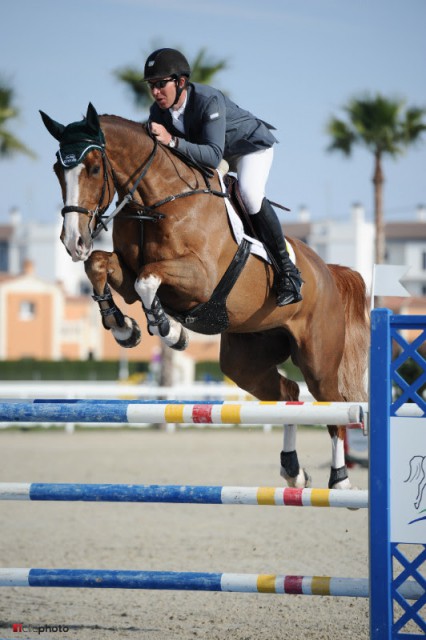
[
  {"x1": 285, "y1": 204, "x2": 426, "y2": 297},
  {"x1": 0, "y1": 258, "x2": 219, "y2": 369},
  {"x1": 1, "y1": 203, "x2": 425, "y2": 366}
]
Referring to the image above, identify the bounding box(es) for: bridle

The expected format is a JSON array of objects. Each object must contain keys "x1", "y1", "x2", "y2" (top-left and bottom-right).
[
  {"x1": 60, "y1": 150, "x2": 112, "y2": 230},
  {"x1": 61, "y1": 126, "x2": 228, "y2": 241},
  {"x1": 60, "y1": 131, "x2": 161, "y2": 240}
]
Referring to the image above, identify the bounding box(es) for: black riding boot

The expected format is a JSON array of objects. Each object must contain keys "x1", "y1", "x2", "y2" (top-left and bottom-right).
[{"x1": 251, "y1": 198, "x2": 303, "y2": 306}]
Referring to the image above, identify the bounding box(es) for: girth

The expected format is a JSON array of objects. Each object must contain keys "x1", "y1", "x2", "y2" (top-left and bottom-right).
[{"x1": 165, "y1": 238, "x2": 251, "y2": 335}]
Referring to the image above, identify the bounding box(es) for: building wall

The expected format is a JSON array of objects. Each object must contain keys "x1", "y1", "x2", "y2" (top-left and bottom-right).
[
  {"x1": 1, "y1": 205, "x2": 425, "y2": 365},
  {"x1": 0, "y1": 264, "x2": 63, "y2": 360},
  {"x1": 6, "y1": 292, "x2": 54, "y2": 359},
  {"x1": 305, "y1": 205, "x2": 375, "y2": 291}
]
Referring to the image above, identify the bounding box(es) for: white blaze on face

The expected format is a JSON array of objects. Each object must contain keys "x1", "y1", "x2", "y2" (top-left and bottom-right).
[{"x1": 62, "y1": 165, "x2": 91, "y2": 261}]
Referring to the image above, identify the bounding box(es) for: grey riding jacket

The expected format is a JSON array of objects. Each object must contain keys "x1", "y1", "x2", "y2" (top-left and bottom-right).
[{"x1": 148, "y1": 82, "x2": 278, "y2": 169}]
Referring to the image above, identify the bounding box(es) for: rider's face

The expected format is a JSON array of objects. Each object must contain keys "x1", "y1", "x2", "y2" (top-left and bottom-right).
[{"x1": 149, "y1": 77, "x2": 186, "y2": 110}]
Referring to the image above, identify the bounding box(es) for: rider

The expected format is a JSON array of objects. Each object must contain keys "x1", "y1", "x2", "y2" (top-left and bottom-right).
[{"x1": 143, "y1": 48, "x2": 303, "y2": 306}]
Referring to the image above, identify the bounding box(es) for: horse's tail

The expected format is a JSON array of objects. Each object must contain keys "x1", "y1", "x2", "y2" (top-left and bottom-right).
[{"x1": 327, "y1": 264, "x2": 370, "y2": 402}]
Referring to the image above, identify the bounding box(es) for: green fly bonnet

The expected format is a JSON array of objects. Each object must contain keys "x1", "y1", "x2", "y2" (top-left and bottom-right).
[{"x1": 40, "y1": 103, "x2": 105, "y2": 168}]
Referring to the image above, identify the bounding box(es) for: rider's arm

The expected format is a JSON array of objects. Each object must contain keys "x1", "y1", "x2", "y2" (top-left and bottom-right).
[{"x1": 176, "y1": 92, "x2": 227, "y2": 169}]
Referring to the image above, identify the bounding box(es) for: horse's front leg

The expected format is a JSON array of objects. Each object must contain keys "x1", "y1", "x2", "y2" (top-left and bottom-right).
[
  {"x1": 85, "y1": 250, "x2": 142, "y2": 348},
  {"x1": 135, "y1": 273, "x2": 189, "y2": 351}
]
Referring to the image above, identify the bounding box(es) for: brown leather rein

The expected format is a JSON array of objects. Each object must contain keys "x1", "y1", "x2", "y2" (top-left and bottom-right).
[{"x1": 61, "y1": 128, "x2": 228, "y2": 241}]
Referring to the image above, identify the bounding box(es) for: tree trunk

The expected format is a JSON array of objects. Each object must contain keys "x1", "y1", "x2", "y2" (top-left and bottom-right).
[
  {"x1": 373, "y1": 152, "x2": 385, "y2": 265},
  {"x1": 372, "y1": 152, "x2": 385, "y2": 308}
]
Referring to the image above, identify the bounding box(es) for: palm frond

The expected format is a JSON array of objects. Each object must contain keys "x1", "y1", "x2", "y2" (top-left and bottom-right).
[
  {"x1": 0, "y1": 79, "x2": 36, "y2": 160},
  {"x1": 326, "y1": 118, "x2": 355, "y2": 155},
  {"x1": 114, "y1": 46, "x2": 228, "y2": 114}
]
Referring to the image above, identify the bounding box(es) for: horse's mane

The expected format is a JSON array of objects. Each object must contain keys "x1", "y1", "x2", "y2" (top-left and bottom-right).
[
  {"x1": 99, "y1": 113, "x2": 216, "y2": 183},
  {"x1": 99, "y1": 113, "x2": 148, "y2": 131}
]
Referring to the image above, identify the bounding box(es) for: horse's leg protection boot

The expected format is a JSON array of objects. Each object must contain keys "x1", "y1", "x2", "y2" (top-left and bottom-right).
[{"x1": 251, "y1": 198, "x2": 303, "y2": 306}]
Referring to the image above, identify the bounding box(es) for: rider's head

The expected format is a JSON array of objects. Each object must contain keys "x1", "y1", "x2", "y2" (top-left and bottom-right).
[{"x1": 143, "y1": 48, "x2": 190, "y2": 110}]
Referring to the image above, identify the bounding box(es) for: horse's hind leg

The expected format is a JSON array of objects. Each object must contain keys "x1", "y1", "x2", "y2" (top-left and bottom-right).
[
  {"x1": 298, "y1": 344, "x2": 355, "y2": 490},
  {"x1": 85, "y1": 250, "x2": 142, "y2": 348},
  {"x1": 220, "y1": 331, "x2": 310, "y2": 487},
  {"x1": 281, "y1": 426, "x2": 312, "y2": 488}
]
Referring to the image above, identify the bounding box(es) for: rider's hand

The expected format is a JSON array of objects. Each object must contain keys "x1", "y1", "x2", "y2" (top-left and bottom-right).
[{"x1": 150, "y1": 122, "x2": 172, "y2": 146}]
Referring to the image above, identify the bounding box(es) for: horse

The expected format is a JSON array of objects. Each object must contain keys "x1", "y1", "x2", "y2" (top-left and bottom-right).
[{"x1": 40, "y1": 103, "x2": 370, "y2": 490}]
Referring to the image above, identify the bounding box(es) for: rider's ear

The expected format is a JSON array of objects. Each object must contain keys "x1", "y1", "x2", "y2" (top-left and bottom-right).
[
  {"x1": 86, "y1": 103, "x2": 100, "y2": 133},
  {"x1": 39, "y1": 110, "x2": 65, "y2": 141}
]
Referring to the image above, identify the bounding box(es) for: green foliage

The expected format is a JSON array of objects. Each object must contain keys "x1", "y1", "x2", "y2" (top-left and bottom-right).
[
  {"x1": 0, "y1": 360, "x2": 148, "y2": 381},
  {"x1": 114, "y1": 46, "x2": 227, "y2": 113},
  {"x1": 0, "y1": 78, "x2": 36, "y2": 159},
  {"x1": 326, "y1": 93, "x2": 426, "y2": 158}
]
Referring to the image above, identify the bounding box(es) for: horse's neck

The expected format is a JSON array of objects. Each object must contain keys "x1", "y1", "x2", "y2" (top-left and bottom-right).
[{"x1": 102, "y1": 117, "x2": 203, "y2": 203}]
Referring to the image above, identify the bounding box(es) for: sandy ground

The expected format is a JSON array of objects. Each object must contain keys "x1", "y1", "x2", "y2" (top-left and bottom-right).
[{"x1": 0, "y1": 428, "x2": 369, "y2": 640}]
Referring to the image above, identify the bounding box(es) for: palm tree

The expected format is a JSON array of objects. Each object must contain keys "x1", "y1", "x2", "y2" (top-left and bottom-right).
[
  {"x1": 0, "y1": 80, "x2": 35, "y2": 159},
  {"x1": 114, "y1": 47, "x2": 227, "y2": 387},
  {"x1": 327, "y1": 94, "x2": 426, "y2": 264}
]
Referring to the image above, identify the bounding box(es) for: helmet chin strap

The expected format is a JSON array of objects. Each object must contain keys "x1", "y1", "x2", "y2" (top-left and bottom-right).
[{"x1": 172, "y1": 76, "x2": 187, "y2": 106}]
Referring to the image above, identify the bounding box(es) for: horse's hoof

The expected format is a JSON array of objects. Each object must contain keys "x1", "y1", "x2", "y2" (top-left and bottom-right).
[
  {"x1": 170, "y1": 326, "x2": 189, "y2": 351},
  {"x1": 114, "y1": 318, "x2": 142, "y2": 348},
  {"x1": 280, "y1": 467, "x2": 311, "y2": 488}
]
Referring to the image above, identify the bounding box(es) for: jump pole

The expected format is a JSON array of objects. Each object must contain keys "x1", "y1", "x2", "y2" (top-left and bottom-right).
[
  {"x1": 0, "y1": 401, "x2": 363, "y2": 426},
  {"x1": 0, "y1": 568, "x2": 422, "y2": 600},
  {"x1": 0, "y1": 483, "x2": 368, "y2": 509}
]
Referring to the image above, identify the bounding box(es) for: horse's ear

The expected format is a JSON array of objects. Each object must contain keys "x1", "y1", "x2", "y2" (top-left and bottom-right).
[
  {"x1": 86, "y1": 103, "x2": 100, "y2": 133},
  {"x1": 39, "y1": 110, "x2": 65, "y2": 141}
]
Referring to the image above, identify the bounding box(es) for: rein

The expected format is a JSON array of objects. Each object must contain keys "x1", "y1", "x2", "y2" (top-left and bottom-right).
[
  {"x1": 61, "y1": 124, "x2": 229, "y2": 240},
  {"x1": 90, "y1": 133, "x2": 160, "y2": 239}
]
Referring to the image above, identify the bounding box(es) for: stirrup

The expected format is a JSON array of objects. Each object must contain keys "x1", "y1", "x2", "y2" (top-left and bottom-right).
[{"x1": 275, "y1": 270, "x2": 303, "y2": 307}]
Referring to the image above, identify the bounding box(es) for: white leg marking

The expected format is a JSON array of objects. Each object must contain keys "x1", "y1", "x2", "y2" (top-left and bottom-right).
[
  {"x1": 135, "y1": 274, "x2": 161, "y2": 308},
  {"x1": 331, "y1": 434, "x2": 352, "y2": 490},
  {"x1": 135, "y1": 275, "x2": 185, "y2": 347},
  {"x1": 281, "y1": 424, "x2": 310, "y2": 488},
  {"x1": 111, "y1": 316, "x2": 134, "y2": 341},
  {"x1": 283, "y1": 424, "x2": 297, "y2": 452},
  {"x1": 331, "y1": 434, "x2": 346, "y2": 469}
]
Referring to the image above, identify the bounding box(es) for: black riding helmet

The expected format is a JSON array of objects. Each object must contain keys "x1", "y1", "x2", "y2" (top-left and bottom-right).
[{"x1": 143, "y1": 48, "x2": 191, "y2": 106}]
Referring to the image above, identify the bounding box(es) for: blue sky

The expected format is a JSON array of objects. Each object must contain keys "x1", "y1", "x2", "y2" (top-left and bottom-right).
[{"x1": 1, "y1": 0, "x2": 425, "y2": 225}]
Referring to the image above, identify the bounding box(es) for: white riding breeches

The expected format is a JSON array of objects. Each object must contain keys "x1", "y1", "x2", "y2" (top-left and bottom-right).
[{"x1": 235, "y1": 146, "x2": 274, "y2": 214}]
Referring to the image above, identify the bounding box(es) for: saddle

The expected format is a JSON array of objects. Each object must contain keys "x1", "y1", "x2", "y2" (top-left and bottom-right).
[
  {"x1": 223, "y1": 173, "x2": 291, "y2": 238},
  {"x1": 223, "y1": 174, "x2": 257, "y2": 238}
]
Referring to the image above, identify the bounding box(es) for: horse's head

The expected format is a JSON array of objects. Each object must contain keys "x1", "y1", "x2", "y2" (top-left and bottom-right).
[{"x1": 40, "y1": 103, "x2": 114, "y2": 261}]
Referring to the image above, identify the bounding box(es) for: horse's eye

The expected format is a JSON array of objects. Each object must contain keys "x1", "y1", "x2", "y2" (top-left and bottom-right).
[{"x1": 90, "y1": 165, "x2": 101, "y2": 176}]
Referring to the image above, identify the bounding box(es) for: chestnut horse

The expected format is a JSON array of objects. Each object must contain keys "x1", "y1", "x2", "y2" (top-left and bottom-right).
[{"x1": 40, "y1": 103, "x2": 369, "y2": 490}]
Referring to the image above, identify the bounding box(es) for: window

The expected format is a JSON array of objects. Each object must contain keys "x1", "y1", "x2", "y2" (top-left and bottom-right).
[
  {"x1": 19, "y1": 301, "x2": 36, "y2": 320},
  {"x1": 0, "y1": 241, "x2": 8, "y2": 271}
]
